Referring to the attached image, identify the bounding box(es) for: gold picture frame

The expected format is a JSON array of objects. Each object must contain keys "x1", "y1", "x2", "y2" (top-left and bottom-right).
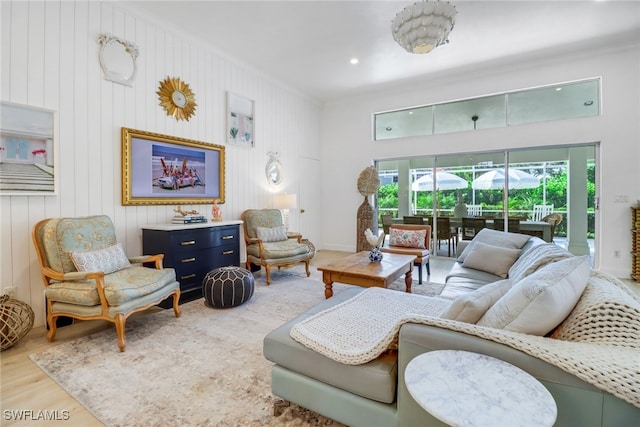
[{"x1": 121, "y1": 128, "x2": 225, "y2": 205}]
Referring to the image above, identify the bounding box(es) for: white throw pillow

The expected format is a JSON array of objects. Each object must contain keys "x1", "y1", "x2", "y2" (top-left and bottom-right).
[
  {"x1": 477, "y1": 255, "x2": 591, "y2": 335},
  {"x1": 441, "y1": 279, "x2": 513, "y2": 324},
  {"x1": 256, "y1": 225, "x2": 288, "y2": 242},
  {"x1": 457, "y1": 228, "x2": 530, "y2": 263},
  {"x1": 71, "y1": 243, "x2": 132, "y2": 274},
  {"x1": 461, "y1": 242, "x2": 521, "y2": 278}
]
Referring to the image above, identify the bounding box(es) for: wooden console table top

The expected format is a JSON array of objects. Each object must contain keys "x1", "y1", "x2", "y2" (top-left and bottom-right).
[{"x1": 317, "y1": 251, "x2": 415, "y2": 298}]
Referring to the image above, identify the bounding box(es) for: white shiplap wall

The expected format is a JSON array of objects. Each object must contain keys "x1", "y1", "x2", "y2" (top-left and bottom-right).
[{"x1": 0, "y1": 1, "x2": 321, "y2": 327}]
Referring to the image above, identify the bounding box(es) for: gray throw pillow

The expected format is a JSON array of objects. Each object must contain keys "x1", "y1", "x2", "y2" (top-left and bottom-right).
[
  {"x1": 457, "y1": 228, "x2": 530, "y2": 263},
  {"x1": 461, "y1": 242, "x2": 522, "y2": 278}
]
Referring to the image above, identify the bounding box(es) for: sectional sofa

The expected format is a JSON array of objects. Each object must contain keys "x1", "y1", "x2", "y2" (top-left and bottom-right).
[{"x1": 263, "y1": 229, "x2": 640, "y2": 426}]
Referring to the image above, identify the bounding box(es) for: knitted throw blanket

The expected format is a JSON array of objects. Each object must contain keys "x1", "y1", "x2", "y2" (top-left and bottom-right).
[
  {"x1": 290, "y1": 271, "x2": 640, "y2": 408},
  {"x1": 290, "y1": 288, "x2": 452, "y2": 364}
]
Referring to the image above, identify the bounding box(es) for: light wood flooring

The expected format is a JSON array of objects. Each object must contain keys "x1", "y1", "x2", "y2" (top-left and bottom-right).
[{"x1": 1, "y1": 250, "x2": 637, "y2": 426}]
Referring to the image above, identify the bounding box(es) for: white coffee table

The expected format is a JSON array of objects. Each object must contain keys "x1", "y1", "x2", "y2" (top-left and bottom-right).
[{"x1": 404, "y1": 350, "x2": 557, "y2": 427}]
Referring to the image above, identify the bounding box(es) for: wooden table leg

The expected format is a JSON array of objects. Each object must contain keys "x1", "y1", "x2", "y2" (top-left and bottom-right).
[
  {"x1": 404, "y1": 268, "x2": 412, "y2": 293},
  {"x1": 323, "y1": 273, "x2": 334, "y2": 298}
]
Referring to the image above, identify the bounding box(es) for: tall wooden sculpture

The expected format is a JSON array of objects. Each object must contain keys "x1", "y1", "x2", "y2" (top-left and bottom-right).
[{"x1": 356, "y1": 166, "x2": 381, "y2": 252}]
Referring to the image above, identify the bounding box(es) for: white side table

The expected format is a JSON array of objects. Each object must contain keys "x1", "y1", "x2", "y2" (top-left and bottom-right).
[{"x1": 405, "y1": 350, "x2": 557, "y2": 427}]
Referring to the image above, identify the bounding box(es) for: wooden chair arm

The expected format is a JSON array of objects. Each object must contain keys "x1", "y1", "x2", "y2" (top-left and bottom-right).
[
  {"x1": 44, "y1": 269, "x2": 109, "y2": 311},
  {"x1": 129, "y1": 254, "x2": 164, "y2": 269},
  {"x1": 287, "y1": 232, "x2": 303, "y2": 243}
]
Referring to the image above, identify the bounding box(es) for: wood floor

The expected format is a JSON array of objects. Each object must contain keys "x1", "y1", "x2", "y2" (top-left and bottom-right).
[{"x1": 1, "y1": 250, "x2": 637, "y2": 426}]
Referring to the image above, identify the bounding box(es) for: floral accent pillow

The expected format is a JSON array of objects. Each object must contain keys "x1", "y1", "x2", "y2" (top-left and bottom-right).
[
  {"x1": 389, "y1": 228, "x2": 427, "y2": 249},
  {"x1": 256, "y1": 225, "x2": 288, "y2": 242},
  {"x1": 71, "y1": 243, "x2": 131, "y2": 274}
]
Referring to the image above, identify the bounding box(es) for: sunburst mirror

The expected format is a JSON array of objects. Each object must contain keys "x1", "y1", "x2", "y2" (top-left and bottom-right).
[{"x1": 157, "y1": 76, "x2": 197, "y2": 121}]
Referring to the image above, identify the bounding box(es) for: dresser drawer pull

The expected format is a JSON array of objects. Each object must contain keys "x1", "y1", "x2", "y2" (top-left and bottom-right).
[
  {"x1": 180, "y1": 274, "x2": 196, "y2": 280},
  {"x1": 181, "y1": 257, "x2": 196, "y2": 263},
  {"x1": 222, "y1": 250, "x2": 235, "y2": 255},
  {"x1": 180, "y1": 240, "x2": 196, "y2": 246},
  {"x1": 222, "y1": 235, "x2": 235, "y2": 240}
]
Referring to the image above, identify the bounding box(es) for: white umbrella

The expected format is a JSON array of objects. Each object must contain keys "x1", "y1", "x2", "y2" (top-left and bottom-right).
[
  {"x1": 472, "y1": 169, "x2": 540, "y2": 190},
  {"x1": 412, "y1": 171, "x2": 468, "y2": 191}
]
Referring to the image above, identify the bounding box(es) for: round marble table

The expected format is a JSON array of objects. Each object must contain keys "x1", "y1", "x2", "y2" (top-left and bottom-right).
[{"x1": 404, "y1": 350, "x2": 557, "y2": 427}]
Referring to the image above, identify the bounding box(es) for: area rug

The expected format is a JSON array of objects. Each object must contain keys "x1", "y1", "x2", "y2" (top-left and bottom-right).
[{"x1": 29, "y1": 265, "x2": 444, "y2": 427}]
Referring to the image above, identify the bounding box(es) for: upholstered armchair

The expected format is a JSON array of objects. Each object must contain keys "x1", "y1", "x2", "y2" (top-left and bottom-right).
[
  {"x1": 32, "y1": 215, "x2": 181, "y2": 352},
  {"x1": 380, "y1": 224, "x2": 431, "y2": 284},
  {"x1": 241, "y1": 209, "x2": 314, "y2": 285}
]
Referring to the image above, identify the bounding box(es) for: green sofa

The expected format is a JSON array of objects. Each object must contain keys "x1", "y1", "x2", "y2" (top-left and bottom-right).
[{"x1": 264, "y1": 238, "x2": 640, "y2": 426}]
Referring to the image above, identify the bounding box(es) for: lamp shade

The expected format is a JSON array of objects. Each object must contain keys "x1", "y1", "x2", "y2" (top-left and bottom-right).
[{"x1": 273, "y1": 193, "x2": 297, "y2": 209}]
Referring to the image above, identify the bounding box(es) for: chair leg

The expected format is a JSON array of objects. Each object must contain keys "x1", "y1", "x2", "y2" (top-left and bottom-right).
[
  {"x1": 304, "y1": 260, "x2": 310, "y2": 277},
  {"x1": 426, "y1": 260, "x2": 431, "y2": 275},
  {"x1": 416, "y1": 262, "x2": 423, "y2": 284},
  {"x1": 115, "y1": 313, "x2": 126, "y2": 352},
  {"x1": 46, "y1": 315, "x2": 57, "y2": 343},
  {"x1": 265, "y1": 265, "x2": 272, "y2": 285},
  {"x1": 45, "y1": 300, "x2": 58, "y2": 342},
  {"x1": 172, "y1": 291, "x2": 182, "y2": 318}
]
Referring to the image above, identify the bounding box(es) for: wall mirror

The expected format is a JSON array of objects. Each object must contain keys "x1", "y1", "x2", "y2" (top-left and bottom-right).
[
  {"x1": 266, "y1": 152, "x2": 283, "y2": 186},
  {"x1": 97, "y1": 34, "x2": 139, "y2": 87}
]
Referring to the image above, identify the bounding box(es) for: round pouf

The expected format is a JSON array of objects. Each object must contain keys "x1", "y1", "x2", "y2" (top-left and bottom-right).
[{"x1": 202, "y1": 266, "x2": 255, "y2": 308}]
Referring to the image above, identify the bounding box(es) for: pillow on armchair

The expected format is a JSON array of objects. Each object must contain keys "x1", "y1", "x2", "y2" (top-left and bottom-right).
[
  {"x1": 389, "y1": 228, "x2": 427, "y2": 249},
  {"x1": 71, "y1": 243, "x2": 132, "y2": 274},
  {"x1": 256, "y1": 226, "x2": 288, "y2": 242}
]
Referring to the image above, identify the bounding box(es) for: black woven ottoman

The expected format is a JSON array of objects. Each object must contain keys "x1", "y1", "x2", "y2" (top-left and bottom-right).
[{"x1": 202, "y1": 266, "x2": 255, "y2": 308}]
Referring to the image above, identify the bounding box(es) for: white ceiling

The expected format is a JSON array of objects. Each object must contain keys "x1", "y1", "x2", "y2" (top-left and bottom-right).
[{"x1": 123, "y1": 1, "x2": 640, "y2": 102}]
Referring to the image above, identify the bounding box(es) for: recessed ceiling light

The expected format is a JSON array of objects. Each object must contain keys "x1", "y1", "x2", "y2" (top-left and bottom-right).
[
  {"x1": 350, "y1": 58, "x2": 359, "y2": 65},
  {"x1": 584, "y1": 100, "x2": 594, "y2": 106},
  {"x1": 386, "y1": 127, "x2": 392, "y2": 131},
  {"x1": 408, "y1": 111, "x2": 413, "y2": 115},
  {"x1": 555, "y1": 87, "x2": 563, "y2": 92}
]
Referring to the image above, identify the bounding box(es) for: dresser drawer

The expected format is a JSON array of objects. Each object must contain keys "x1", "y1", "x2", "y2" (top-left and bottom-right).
[{"x1": 164, "y1": 226, "x2": 239, "y2": 251}]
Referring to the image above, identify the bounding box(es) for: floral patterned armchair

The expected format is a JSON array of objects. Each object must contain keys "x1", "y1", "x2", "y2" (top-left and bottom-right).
[
  {"x1": 32, "y1": 215, "x2": 181, "y2": 352},
  {"x1": 241, "y1": 209, "x2": 314, "y2": 285}
]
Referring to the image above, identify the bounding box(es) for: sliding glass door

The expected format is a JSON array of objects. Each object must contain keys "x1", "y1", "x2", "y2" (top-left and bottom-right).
[{"x1": 377, "y1": 144, "x2": 597, "y2": 262}]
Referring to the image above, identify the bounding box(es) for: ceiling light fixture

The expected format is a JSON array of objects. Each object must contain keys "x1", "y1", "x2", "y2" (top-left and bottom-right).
[
  {"x1": 391, "y1": 0, "x2": 457, "y2": 54},
  {"x1": 350, "y1": 58, "x2": 359, "y2": 65}
]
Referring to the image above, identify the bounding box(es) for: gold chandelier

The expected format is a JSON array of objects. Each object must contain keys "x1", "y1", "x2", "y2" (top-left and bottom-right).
[{"x1": 391, "y1": 0, "x2": 457, "y2": 54}]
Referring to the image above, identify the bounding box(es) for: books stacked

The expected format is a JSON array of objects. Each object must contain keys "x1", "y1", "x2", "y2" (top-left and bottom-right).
[{"x1": 172, "y1": 215, "x2": 207, "y2": 224}]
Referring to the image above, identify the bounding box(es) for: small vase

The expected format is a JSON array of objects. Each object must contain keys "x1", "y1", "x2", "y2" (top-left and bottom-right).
[{"x1": 369, "y1": 246, "x2": 384, "y2": 262}]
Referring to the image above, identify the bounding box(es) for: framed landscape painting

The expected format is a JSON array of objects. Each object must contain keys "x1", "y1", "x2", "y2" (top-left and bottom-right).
[
  {"x1": 227, "y1": 92, "x2": 254, "y2": 147},
  {"x1": 0, "y1": 101, "x2": 57, "y2": 195},
  {"x1": 121, "y1": 128, "x2": 225, "y2": 205}
]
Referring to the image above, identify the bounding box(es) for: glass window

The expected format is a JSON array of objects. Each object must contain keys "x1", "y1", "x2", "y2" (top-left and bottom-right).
[
  {"x1": 374, "y1": 106, "x2": 432, "y2": 140},
  {"x1": 373, "y1": 78, "x2": 600, "y2": 140},
  {"x1": 434, "y1": 95, "x2": 506, "y2": 134},
  {"x1": 508, "y1": 79, "x2": 599, "y2": 125}
]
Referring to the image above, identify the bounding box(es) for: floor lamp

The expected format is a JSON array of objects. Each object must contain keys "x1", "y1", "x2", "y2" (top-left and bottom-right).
[{"x1": 273, "y1": 193, "x2": 298, "y2": 231}]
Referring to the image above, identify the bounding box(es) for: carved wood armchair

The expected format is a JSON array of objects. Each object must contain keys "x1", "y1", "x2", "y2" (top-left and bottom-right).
[
  {"x1": 241, "y1": 209, "x2": 314, "y2": 285},
  {"x1": 32, "y1": 215, "x2": 181, "y2": 352}
]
